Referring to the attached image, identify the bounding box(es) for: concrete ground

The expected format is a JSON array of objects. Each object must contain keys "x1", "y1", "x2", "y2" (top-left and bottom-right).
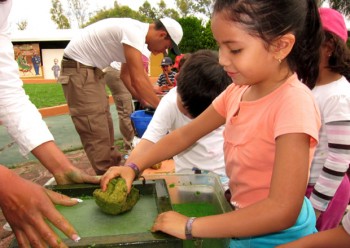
[{"x1": 0, "y1": 106, "x2": 122, "y2": 168}]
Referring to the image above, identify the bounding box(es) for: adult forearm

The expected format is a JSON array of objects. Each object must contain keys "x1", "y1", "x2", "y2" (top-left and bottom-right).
[
  {"x1": 132, "y1": 76, "x2": 160, "y2": 108},
  {"x1": 31, "y1": 141, "x2": 73, "y2": 175}
]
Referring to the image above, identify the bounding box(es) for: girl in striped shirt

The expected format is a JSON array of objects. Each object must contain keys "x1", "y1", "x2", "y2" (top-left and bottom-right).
[{"x1": 305, "y1": 7, "x2": 350, "y2": 232}]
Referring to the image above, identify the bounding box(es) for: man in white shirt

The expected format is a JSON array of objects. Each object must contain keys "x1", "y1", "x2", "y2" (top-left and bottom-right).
[{"x1": 59, "y1": 17, "x2": 183, "y2": 174}]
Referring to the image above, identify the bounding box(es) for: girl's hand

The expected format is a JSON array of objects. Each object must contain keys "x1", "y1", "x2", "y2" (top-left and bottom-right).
[
  {"x1": 100, "y1": 166, "x2": 136, "y2": 193},
  {"x1": 151, "y1": 211, "x2": 189, "y2": 239}
]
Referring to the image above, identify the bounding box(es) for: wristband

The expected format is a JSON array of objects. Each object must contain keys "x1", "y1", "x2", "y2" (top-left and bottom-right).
[
  {"x1": 185, "y1": 217, "x2": 196, "y2": 240},
  {"x1": 125, "y1": 163, "x2": 141, "y2": 179}
]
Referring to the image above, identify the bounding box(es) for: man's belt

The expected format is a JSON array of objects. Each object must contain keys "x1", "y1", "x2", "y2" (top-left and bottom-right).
[{"x1": 62, "y1": 56, "x2": 95, "y2": 69}]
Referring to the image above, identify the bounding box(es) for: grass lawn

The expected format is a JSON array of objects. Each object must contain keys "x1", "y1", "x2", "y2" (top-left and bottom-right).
[
  {"x1": 23, "y1": 84, "x2": 67, "y2": 108},
  {"x1": 23, "y1": 83, "x2": 111, "y2": 109}
]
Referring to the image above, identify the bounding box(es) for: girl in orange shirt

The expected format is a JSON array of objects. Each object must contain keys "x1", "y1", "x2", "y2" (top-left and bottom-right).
[{"x1": 100, "y1": 0, "x2": 323, "y2": 246}]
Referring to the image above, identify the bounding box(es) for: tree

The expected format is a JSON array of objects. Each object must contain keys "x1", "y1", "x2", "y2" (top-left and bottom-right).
[
  {"x1": 193, "y1": 0, "x2": 214, "y2": 18},
  {"x1": 319, "y1": 0, "x2": 350, "y2": 17},
  {"x1": 139, "y1": 1, "x2": 157, "y2": 20},
  {"x1": 154, "y1": 0, "x2": 180, "y2": 19},
  {"x1": 328, "y1": 0, "x2": 350, "y2": 17},
  {"x1": 201, "y1": 20, "x2": 217, "y2": 50},
  {"x1": 177, "y1": 17, "x2": 206, "y2": 53},
  {"x1": 175, "y1": 0, "x2": 195, "y2": 17},
  {"x1": 16, "y1": 20, "x2": 28, "y2": 30},
  {"x1": 67, "y1": 0, "x2": 90, "y2": 28},
  {"x1": 50, "y1": 0, "x2": 71, "y2": 29},
  {"x1": 85, "y1": 5, "x2": 149, "y2": 27}
]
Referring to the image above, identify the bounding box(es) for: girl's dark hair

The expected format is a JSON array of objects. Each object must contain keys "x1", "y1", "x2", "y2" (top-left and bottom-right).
[
  {"x1": 0, "y1": 0, "x2": 8, "y2": 2},
  {"x1": 177, "y1": 50, "x2": 232, "y2": 118},
  {"x1": 213, "y1": 0, "x2": 323, "y2": 89},
  {"x1": 324, "y1": 31, "x2": 350, "y2": 81}
]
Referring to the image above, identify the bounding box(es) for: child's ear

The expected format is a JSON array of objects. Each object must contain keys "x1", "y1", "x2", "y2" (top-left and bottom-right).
[
  {"x1": 323, "y1": 39, "x2": 335, "y2": 55},
  {"x1": 271, "y1": 33, "x2": 295, "y2": 62}
]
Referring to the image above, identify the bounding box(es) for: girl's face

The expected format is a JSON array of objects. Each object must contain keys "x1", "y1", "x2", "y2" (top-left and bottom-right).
[{"x1": 211, "y1": 13, "x2": 278, "y2": 86}]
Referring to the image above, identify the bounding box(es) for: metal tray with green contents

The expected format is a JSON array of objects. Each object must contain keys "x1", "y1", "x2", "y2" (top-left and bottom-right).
[
  {"x1": 9, "y1": 179, "x2": 182, "y2": 248},
  {"x1": 144, "y1": 173, "x2": 233, "y2": 248}
]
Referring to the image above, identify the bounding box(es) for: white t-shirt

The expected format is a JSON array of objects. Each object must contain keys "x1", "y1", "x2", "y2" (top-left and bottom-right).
[
  {"x1": 109, "y1": 45, "x2": 150, "y2": 71},
  {"x1": 342, "y1": 212, "x2": 350, "y2": 236},
  {"x1": 64, "y1": 18, "x2": 149, "y2": 69},
  {"x1": 142, "y1": 88, "x2": 227, "y2": 185},
  {"x1": 0, "y1": 0, "x2": 53, "y2": 156},
  {"x1": 309, "y1": 76, "x2": 350, "y2": 183}
]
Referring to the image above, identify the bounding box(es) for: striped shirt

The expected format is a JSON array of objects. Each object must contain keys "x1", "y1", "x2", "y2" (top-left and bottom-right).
[
  {"x1": 156, "y1": 71, "x2": 176, "y2": 87},
  {"x1": 309, "y1": 77, "x2": 350, "y2": 211}
]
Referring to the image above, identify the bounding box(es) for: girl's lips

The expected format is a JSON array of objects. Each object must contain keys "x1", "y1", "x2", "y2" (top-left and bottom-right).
[{"x1": 227, "y1": 71, "x2": 238, "y2": 77}]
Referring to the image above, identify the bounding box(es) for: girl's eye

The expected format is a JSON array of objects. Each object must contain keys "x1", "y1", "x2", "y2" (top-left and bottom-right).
[{"x1": 231, "y1": 49, "x2": 241, "y2": 54}]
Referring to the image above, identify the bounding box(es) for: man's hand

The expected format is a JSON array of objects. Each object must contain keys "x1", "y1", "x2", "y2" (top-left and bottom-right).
[{"x1": 53, "y1": 166, "x2": 100, "y2": 185}]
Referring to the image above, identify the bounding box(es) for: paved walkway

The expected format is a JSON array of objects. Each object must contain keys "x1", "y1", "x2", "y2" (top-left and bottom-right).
[{"x1": 0, "y1": 106, "x2": 122, "y2": 167}]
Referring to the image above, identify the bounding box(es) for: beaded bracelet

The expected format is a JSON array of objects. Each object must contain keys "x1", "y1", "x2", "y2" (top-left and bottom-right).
[
  {"x1": 185, "y1": 217, "x2": 196, "y2": 240},
  {"x1": 125, "y1": 162, "x2": 141, "y2": 179}
]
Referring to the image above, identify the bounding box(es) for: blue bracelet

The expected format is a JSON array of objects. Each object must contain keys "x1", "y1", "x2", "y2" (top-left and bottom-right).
[
  {"x1": 185, "y1": 217, "x2": 196, "y2": 240},
  {"x1": 125, "y1": 163, "x2": 141, "y2": 179}
]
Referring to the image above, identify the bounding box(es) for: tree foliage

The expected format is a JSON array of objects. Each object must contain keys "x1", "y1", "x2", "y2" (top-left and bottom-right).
[
  {"x1": 139, "y1": 1, "x2": 157, "y2": 20},
  {"x1": 193, "y1": 0, "x2": 215, "y2": 18},
  {"x1": 319, "y1": 0, "x2": 350, "y2": 17},
  {"x1": 50, "y1": 0, "x2": 218, "y2": 52},
  {"x1": 177, "y1": 17, "x2": 217, "y2": 53},
  {"x1": 175, "y1": 0, "x2": 195, "y2": 17},
  {"x1": 67, "y1": 0, "x2": 90, "y2": 28},
  {"x1": 50, "y1": 0, "x2": 70, "y2": 29},
  {"x1": 16, "y1": 20, "x2": 28, "y2": 30},
  {"x1": 85, "y1": 5, "x2": 149, "y2": 27},
  {"x1": 201, "y1": 20, "x2": 218, "y2": 50}
]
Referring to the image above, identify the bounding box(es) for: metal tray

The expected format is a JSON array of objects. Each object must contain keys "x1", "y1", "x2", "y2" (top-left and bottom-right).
[{"x1": 9, "y1": 179, "x2": 182, "y2": 248}]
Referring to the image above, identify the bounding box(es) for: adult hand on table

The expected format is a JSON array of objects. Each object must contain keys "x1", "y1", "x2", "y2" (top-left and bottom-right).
[
  {"x1": 0, "y1": 166, "x2": 81, "y2": 248},
  {"x1": 53, "y1": 165, "x2": 100, "y2": 185},
  {"x1": 31, "y1": 141, "x2": 100, "y2": 185},
  {"x1": 100, "y1": 166, "x2": 136, "y2": 193}
]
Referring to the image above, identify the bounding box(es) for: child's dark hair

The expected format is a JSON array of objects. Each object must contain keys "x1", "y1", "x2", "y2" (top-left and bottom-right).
[
  {"x1": 213, "y1": 0, "x2": 323, "y2": 89},
  {"x1": 324, "y1": 32, "x2": 350, "y2": 81},
  {"x1": 177, "y1": 50, "x2": 232, "y2": 118},
  {"x1": 178, "y1": 53, "x2": 191, "y2": 71}
]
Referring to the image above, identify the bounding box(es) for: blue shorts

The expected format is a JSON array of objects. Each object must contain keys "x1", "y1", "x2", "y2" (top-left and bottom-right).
[{"x1": 229, "y1": 197, "x2": 317, "y2": 248}]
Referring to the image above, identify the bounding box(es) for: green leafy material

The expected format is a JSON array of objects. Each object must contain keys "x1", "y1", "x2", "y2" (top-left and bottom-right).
[{"x1": 93, "y1": 178, "x2": 140, "y2": 215}]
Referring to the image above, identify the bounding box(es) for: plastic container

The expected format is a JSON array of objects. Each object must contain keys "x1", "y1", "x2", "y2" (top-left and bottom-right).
[
  {"x1": 143, "y1": 173, "x2": 232, "y2": 248},
  {"x1": 130, "y1": 110, "x2": 153, "y2": 137}
]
